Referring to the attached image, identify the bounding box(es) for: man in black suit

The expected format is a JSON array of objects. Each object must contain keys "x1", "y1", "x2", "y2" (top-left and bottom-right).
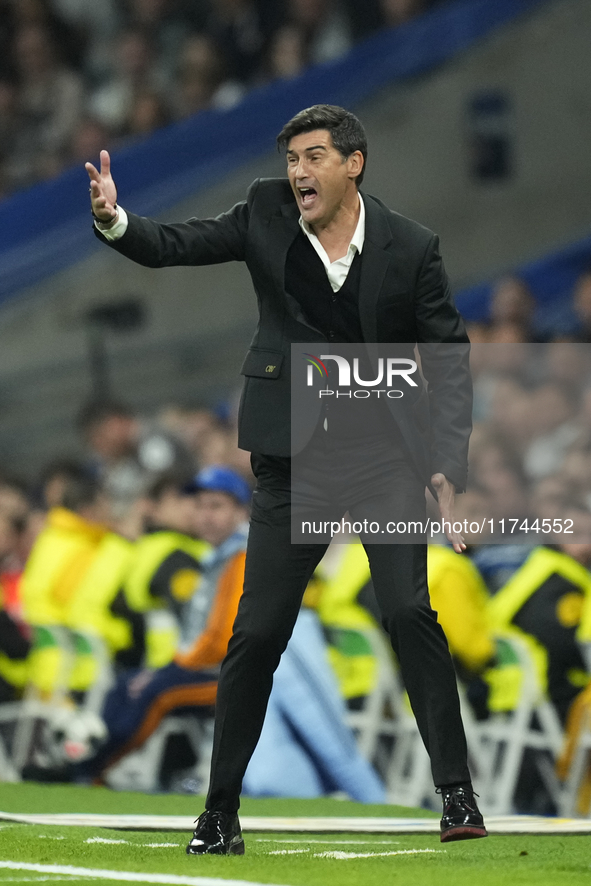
[{"x1": 86, "y1": 104, "x2": 486, "y2": 851}]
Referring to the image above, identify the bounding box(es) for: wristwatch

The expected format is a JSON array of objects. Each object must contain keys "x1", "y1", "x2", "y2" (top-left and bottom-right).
[{"x1": 93, "y1": 206, "x2": 118, "y2": 228}]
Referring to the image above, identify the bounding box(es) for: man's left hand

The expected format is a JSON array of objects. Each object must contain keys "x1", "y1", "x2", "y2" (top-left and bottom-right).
[{"x1": 431, "y1": 472, "x2": 466, "y2": 553}]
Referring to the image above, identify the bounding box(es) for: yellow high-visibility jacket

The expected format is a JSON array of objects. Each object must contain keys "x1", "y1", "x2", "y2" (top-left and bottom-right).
[
  {"x1": 21, "y1": 507, "x2": 107, "y2": 627},
  {"x1": 123, "y1": 531, "x2": 210, "y2": 667},
  {"x1": 20, "y1": 507, "x2": 107, "y2": 695},
  {"x1": 488, "y1": 546, "x2": 591, "y2": 717},
  {"x1": 428, "y1": 545, "x2": 496, "y2": 674}
]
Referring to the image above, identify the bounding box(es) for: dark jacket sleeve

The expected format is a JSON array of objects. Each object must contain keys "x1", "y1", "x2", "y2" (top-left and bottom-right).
[
  {"x1": 414, "y1": 235, "x2": 472, "y2": 492},
  {"x1": 94, "y1": 180, "x2": 259, "y2": 267}
]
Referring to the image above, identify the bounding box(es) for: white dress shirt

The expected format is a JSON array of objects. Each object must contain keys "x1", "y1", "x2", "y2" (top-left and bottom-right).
[
  {"x1": 95, "y1": 206, "x2": 129, "y2": 240},
  {"x1": 298, "y1": 194, "x2": 365, "y2": 292}
]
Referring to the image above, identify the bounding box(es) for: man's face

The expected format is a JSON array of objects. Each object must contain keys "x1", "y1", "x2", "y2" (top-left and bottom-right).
[
  {"x1": 191, "y1": 490, "x2": 246, "y2": 547},
  {"x1": 87, "y1": 416, "x2": 136, "y2": 461},
  {"x1": 149, "y1": 488, "x2": 196, "y2": 534},
  {"x1": 286, "y1": 129, "x2": 362, "y2": 228}
]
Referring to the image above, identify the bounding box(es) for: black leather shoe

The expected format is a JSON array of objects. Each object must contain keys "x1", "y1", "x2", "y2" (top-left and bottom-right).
[
  {"x1": 186, "y1": 810, "x2": 245, "y2": 855},
  {"x1": 438, "y1": 787, "x2": 488, "y2": 842}
]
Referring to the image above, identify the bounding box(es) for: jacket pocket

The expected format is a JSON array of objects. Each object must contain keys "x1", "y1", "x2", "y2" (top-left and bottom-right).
[{"x1": 240, "y1": 348, "x2": 284, "y2": 379}]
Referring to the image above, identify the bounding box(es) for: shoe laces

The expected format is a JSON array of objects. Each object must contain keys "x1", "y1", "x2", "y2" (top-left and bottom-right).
[
  {"x1": 436, "y1": 787, "x2": 479, "y2": 809},
  {"x1": 194, "y1": 810, "x2": 233, "y2": 824}
]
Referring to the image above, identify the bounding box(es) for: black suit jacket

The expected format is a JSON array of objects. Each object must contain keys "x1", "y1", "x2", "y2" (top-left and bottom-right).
[{"x1": 97, "y1": 178, "x2": 472, "y2": 490}]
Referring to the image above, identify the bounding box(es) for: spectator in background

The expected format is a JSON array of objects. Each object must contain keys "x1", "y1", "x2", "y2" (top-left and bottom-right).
[
  {"x1": 10, "y1": 0, "x2": 84, "y2": 70},
  {"x1": 266, "y1": 23, "x2": 306, "y2": 81},
  {"x1": 126, "y1": 89, "x2": 171, "y2": 138},
  {"x1": 7, "y1": 23, "x2": 84, "y2": 188},
  {"x1": 173, "y1": 34, "x2": 227, "y2": 119},
  {"x1": 120, "y1": 0, "x2": 203, "y2": 91},
  {"x1": 468, "y1": 434, "x2": 528, "y2": 524},
  {"x1": 0, "y1": 78, "x2": 19, "y2": 191},
  {"x1": 68, "y1": 116, "x2": 115, "y2": 167},
  {"x1": 528, "y1": 474, "x2": 573, "y2": 524},
  {"x1": 0, "y1": 1, "x2": 14, "y2": 80},
  {"x1": 481, "y1": 377, "x2": 533, "y2": 457},
  {"x1": 522, "y1": 382, "x2": 580, "y2": 482},
  {"x1": 76, "y1": 399, "x2": 194, "y2": 517},
  {"x1": 158, "y1": 402, "x2": 253, "y2": 481},
  {"x1": 380, "y1": 0, "x2": 429, "y2": 27},
  {"x1": 341, "y1": 0, "x2": 384, "y2": 40},
  {"x1": 88, "y1": 28, "x2": 165, "y2": 136},
  {"x1": 36, "y1": 459, "x2": 95, "y2": 512},
  {"x1": 559, "y1": 448, "x2": 591, "y2": 513},
  {"x1": 49, "y1": 0, "x2": 120, "y2": 84},
  {"x1": 0, "y1": 0, "x2": 435, "y2": 197},
  {"x1": 488, "y1": 536, "x2": 591, "y2": 725},
  {"x1": 487, "y1": 275, "x2": 537, "y2": 342},
  {"x1": 20, "y1": 469, "x2": 109, "y2": 697},
  {"x1": 0, "y1": 535, "x2": 31, "y2": 703},
  {"x1": 0, "y1": 508, "x2": 28, "y2": 616},
  {"x1": 572, "y1": 270, "x2": 591, "y2": 343},
  {"x1": 280, "y1": 0, "x2": 350, "y2": 68},
  {"x1": 0, "y1": 478, "x2": 30, "y2": 534},
  {"x1": 121, "y1": 473, "x2": 209, "y2": 669},
  {"x1": 206, "y1": 0, "x2": 286, "y2": 91},
  {"x1": 545, "y1": 342, "x2": 591, "y2": 392},
  {"x1": 158, "y1": 404, "x2": 223, "y2": 464},
  {"x1": 85, "y1": 464, "x2": 249, "y2": 788}
]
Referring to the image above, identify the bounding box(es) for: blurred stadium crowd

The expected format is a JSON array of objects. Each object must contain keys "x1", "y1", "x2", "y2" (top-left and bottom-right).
[
  {"x1": 0, "y1": 0, "x2": 438, "y2": 199},
  {"x1": 459, "y1": 270, "x2": 591, "y2": 546},
  {"x1": 0, "y1": 319, "x2": 591, "y2": 812}
]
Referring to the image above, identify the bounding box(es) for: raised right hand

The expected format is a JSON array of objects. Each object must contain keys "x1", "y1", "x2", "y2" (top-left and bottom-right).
[{"x1": 85, "y1": 149, "x2": 118, "y2": 223}]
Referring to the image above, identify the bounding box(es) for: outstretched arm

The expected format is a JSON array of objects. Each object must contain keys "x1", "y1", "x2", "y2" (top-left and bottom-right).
[{"x1": 84, "y1": 149, "x2": 252, "y2": 267}]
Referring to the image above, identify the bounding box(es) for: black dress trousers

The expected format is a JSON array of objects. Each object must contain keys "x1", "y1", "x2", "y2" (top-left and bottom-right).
[{"x1": 205, "y1": 431, "x2": 470, "y2": 813}]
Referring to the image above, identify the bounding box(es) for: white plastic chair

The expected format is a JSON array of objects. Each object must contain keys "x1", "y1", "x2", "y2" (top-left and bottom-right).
[
  {"x1": 103, "y1": 712, "x2": 213, "y2": 793},
  {"x1": 467, "y1": 632, "x2": 564, "y2": 815},
  {"x1": 345, "y1": 626, "x2": 432, "y2": 808}
]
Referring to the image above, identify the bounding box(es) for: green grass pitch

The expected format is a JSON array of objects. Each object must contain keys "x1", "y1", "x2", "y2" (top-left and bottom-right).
[{"x1": 0, "y1": 783, "x2": 589, "y2": 886}]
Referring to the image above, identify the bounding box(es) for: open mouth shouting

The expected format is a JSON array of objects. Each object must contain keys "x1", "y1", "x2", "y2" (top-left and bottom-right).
[{"x1": 297, "y1": 186, "x2": 318, "y2": 209}]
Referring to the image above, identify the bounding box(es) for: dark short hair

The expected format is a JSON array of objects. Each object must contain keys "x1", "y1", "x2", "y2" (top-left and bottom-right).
[
  {"x1": 276, "y1": 104, "x2": 368, "y2": 185},
  {"x1": 76, "y1": 399, "x2": 135, "y2": 433},
  {"x1": 146, "y1": 471, "x2": 192, "y2": 502},
  {"x1": 61, "y1": 472, "x2": 102, "y2": 513}
]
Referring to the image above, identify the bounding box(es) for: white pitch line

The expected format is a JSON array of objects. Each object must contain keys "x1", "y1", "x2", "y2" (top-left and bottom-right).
[
  {"x1": 268, "y1": 849, "x2": 310, "y2": 855},
  {"x1": 84, "y1": 837, "x2": 181, "y2": 848},
  {"x1": 0, "y1": 878, "x2": 73, "y2": 882},
  {"x1": 316, "y1": 849, "x2": 444, "y2": 860},
  {"x1": 2, "y1": 811, "x2": 590, "y2": 835},
  {"x1": 85, "y1": 837, "x2": 129, "y2": 844},
  {"x1": 255, "y1": 838, "x2": 401, "y2": 844},
  {"x1": 0, "y1": 861, "x2": 288, "y2": 886}
]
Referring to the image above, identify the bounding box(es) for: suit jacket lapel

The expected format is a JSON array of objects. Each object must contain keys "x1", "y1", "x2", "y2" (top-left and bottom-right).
[
  {"x1": 358, "y1": 193, "x2": 393, "y2": 342},
  {"x1": 269, "y1": 200, "x2": 327, "y2": 333},
  {"x1": 268, "y1": 200, "x2": 300, "y2": 305},
  {"x1": 268, "y1": 191, "x2": 394, "y2": 339}
]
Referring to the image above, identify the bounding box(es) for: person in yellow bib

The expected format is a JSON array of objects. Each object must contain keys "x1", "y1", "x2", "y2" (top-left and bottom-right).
[
  {"x1": 488, "y1": 540, "x2": 591, "y2": 723},
  {"x1": 81, "y1": 466, "x2": 250, "y2": 783},
  {"x1": 0, "y1": 574, "x2": 31, "y2": 703},
  {"x1": 121, "y1": 474, "x2": 211, "y2": 669},
  {"x1": 20, "y1": 469, "x2": 109, "y2": 698}
]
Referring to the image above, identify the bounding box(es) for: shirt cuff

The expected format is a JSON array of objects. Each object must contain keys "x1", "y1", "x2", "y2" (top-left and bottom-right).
[{"x1": 94, "y1": 206, "x2": 128, "y2": 241}]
